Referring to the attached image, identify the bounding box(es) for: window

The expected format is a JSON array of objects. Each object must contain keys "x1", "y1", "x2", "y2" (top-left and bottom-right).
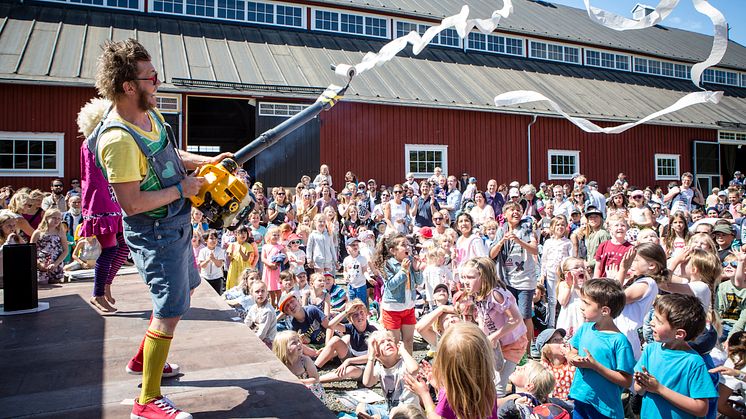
[
  {"x1": 156, "y1": 94, "x2": 181, "y2": 113},
  {"x1": 314, "y1": 9, "x2": 388, "y2": 38},
  {"x1": 153, "y1": 0, "x2": 182, "y2": 13},
  {"x1": 249, "y1": 1, "x2": 274, "y2": 23},
  {"x1": 405, "y1": 144, "x2": 448, "y2": 178},
  {"x1": 528, "y1": 41, "x2": 579, "y2": 64},
  {"x1": 585, "y1": 49, "x2": 629, "y2": 71},
  {"x1": 719, "y1": 131, "x2": 746, "y2": 143},
  {"x1": 185, "y1": 0, "x2": 214, "y2": 17},
  {"x1": 547, "y1": 150, "x2": 579, "y2": 180},
  {"x1": 395, "y1": 21, "x2": 461, "y2": 48},
  {"x1": 276, "y1": 5, "x2": 302, "y2": 27},
  {"x1": 258, "y1": 102, "x2": 310, "y2": 117},
  {"x1": 655, "y1": 154, "x2": 680, "y2": 180},
  {"x1": 42, "y1": 0, "x2": 141, "y2": 10},
  {"x1": 217, "y1": 0, "x2": 243, "y2": 20},
  {"x1": 466, "y1": 33, "x2": 523, "y2": 56},
  {"x1": 187, "y1": 145, "x2": 221, "y2": 153},
  {"x1": 0, "y1": 132, "x2": 64, "y2": 177},
  {"x1": 674, "y1": 64, "x2": 690, "y2": 79},
  {"x1": 634, "y1": 57, "x2": 648, "y2": 73}
]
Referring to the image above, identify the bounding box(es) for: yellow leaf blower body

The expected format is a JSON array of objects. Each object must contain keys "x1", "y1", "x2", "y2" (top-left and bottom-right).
[{"x1": 190, "y1": 83, "x2": 349, "y2": 229}]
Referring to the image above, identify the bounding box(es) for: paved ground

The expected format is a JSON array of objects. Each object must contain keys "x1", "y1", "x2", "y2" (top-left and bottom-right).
[{"x1": 0, "y1": 273, "x2": 334, "y2": 419}]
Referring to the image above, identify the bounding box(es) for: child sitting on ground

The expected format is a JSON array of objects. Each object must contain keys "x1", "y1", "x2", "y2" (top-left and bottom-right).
[
  {"x1": 316, "y1": 299, "x2": 379, "y2": 383},
  {"x1": 273, "y1": 330, "x2": 325, "y2": 402},
  {"x1": 634, "y1": 293, "x2": 718, "y2": 419},
  {"x1": 244, "y1": 281, "x2": 276, "y2": 348},
  {"x1": 301, "y1": 272, "x2": 330, "y2": 315},
  {"x1": 360, "y1": 330, "x2": 421, "y2": 418},
  {"x1": 278, "y1": 293, "x2": 329, "y2": 357},
  {"x1": 498, "y1": 359, "x2": 565, "y2": 418},
  {"x1": 63, "y1": 235, "x2": 101, "y2": 272},
  {"x1": 566, "y1": 278, "x2": 635, "y2": 419},
  {"x1": 223, "y1": 269, "x2": 259, "y2": 318}
]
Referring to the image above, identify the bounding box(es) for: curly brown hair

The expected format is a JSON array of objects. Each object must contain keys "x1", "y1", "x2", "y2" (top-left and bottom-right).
[{"x1": 95, "y1": 38, "x2": 151, "y2": 101}]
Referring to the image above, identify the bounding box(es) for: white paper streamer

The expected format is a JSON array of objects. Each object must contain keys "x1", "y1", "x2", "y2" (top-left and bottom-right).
[{"x1": 333, "y1": 0, "x2": 728, "y2": 134}]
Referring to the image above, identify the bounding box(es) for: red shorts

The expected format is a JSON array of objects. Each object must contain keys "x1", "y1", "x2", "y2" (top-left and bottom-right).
[{"x1": 381, "y1": 307, "x2": 416, "y2": 330}]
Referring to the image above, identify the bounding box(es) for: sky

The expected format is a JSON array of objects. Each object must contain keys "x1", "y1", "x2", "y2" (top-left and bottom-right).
[{"x1": 548, "y1": 0, "x2": 745, "y2": 47}]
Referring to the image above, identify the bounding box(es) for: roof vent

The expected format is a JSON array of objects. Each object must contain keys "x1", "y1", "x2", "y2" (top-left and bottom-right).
[{"x1": 631, "y1": 3, "x2": 655, "y2": 20}]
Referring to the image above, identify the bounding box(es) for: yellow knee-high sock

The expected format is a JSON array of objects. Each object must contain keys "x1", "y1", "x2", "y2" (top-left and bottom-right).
[{"x1": 138, "y1": 327, "x2": 173, "y2": 404}]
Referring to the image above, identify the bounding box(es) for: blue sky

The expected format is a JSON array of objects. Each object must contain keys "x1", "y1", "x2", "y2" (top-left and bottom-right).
[{"x1": 548, "y1": 1, "x2": 744, "y2": 47}]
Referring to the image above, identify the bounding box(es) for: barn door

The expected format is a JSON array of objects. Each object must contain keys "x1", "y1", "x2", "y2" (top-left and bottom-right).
[{"x1": 692, "y1": 140, "x2": 720, "y2": 191}]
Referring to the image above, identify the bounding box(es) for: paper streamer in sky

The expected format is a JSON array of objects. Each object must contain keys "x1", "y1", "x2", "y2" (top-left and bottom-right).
[{"x1": 333, "y1": 0, "x2": 729, "y2": 134}]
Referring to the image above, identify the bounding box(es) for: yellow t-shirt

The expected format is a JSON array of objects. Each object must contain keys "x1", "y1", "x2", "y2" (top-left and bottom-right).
[{"x1": 97, "y1": 110, "x2": 165, "y2": 184}]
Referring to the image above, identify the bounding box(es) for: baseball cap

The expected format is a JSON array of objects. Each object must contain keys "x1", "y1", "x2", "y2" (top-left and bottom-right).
[
  {"x1": 508, "y1": 188, "x2": 520, "y2": 198},
  {"x1": 345, "y1": 237, "x2": 361, "y2": 246},
  {"x1": 468, "y1": 177, "x2": 477, "y2": 183},
  {"x1": 718, "y1": 190, "x2": 727, "y2": 196},
  {"x1": 584, "y1": 206, "x2": 603, "y2": 218},
  {"x1": 571, "y1": 208, "x2": 581, "y2": 215},
  {"x1": 630, "y1": 189, "x2": 644, "y2": 198},
  {"x1": 735, "y1": 171, "x2": 743, "y2": 176},
  {"x1": 509, "y1": 181, "x2": 520, "y2": 188},
  {"x1": 712, "y1": 223, "x2": 734, "y2": 236},
  {"x1": 419, "y1": 226, "x2": 433, "y2": 239},
  {"x1": 358, "y1": 182, "x2": 367, "y2": 189},
  {"x1": 433, "y1": 283, "x2": 449, "y2": 295},
  {"x1": 588, "y1": 180, "x2": 598, "y2": 188},
  {"x1": 278, "y1": 293, "x2": 297, "y2": 313},
  {"x1": 534, "y1": 328, "x2": 566, "y2": 354},
  {"x1": 358, "y1": 230, "x2": 375, "y2": 241},
  {"x1": 367, "y1": 179, "x2": 376, "y2": 184}
]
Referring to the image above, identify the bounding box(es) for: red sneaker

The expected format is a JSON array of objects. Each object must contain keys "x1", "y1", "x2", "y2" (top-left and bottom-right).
[
  {"x1": 131, "y1": 396, "x2": 192, "y2": 419},
  {"x1": 126, "y1": 359, "x2": 181, "y2": 378}
]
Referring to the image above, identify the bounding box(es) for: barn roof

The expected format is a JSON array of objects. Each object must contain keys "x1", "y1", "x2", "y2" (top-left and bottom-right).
[
  {"x1": 0, "y1": 2, "x2": 744, "y2": 129},
  {"x1": 321, "y1": 0, "x2": 746, "y2": 70}
]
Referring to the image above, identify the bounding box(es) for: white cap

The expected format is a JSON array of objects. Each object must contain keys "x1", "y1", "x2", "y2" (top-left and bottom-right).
[{"x1": 509, "y1": 188, "x2": 520, "y2": 198}]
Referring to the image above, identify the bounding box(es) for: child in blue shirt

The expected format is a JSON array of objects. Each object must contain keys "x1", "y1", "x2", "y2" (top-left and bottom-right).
[
  {"x1": 634, "y1": 293, "x2": 718, "y2": 419},
  {"x1": 566, "y1": 278, "x2": 635, "y2": 419}
]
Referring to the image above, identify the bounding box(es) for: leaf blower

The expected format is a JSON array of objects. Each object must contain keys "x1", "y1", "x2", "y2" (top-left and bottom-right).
[{"x1": 190, "y1": 77, "x2": 351, "y2": 229}]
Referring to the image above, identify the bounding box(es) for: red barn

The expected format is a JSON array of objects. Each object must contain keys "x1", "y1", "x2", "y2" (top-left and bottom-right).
[{"x1": 0, "y1": 0, "x2": 744, "y2": 193}]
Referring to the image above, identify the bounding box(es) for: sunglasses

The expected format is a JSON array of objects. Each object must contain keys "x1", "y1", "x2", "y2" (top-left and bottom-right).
[
  {"x1": 381, "y1": 194, "x2": 389, "y2": 197},
  {"x1": 433, "y1": 217, "x2": 444, "y2": 221},
  {"x1": 289, "y1": 240, "x2": 302, "y2": 245},
  {"x1": 393, "y1": 190, "x2": 403, "y2": 194},
  {"x1": 723, "y1": 261, "x2": 738, "y2": 268},
  {"x1": 135, "y1": 72, "x2": 159, "y2": 85},
  {"x1": 277, "y1": 192, "x2": 286, "y2": 195},
  {"x1": 53, "y1": 184, "x2": 63, "y2": 187}
]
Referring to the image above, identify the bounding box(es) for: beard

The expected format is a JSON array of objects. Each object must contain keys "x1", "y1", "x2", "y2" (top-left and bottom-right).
[
  {"x1": 69, "y1": 207, "x2": 82, "y2": 216},
  {"x1": 135, "y1": 84, "x2": 154, "y2": 112}
]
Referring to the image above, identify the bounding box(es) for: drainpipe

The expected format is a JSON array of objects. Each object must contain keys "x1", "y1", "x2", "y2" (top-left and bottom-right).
[{"x1": 527, "y1": 115, "x2": 538, "y2": 185}]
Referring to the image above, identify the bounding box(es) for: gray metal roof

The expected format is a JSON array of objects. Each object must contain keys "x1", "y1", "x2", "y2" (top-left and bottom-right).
[
  {"x1": 0, "y1": 1, "x2": 744, "y2": 129},
  {"x1": 318, "y1": 0, "x2": 746, "y2": 70}
]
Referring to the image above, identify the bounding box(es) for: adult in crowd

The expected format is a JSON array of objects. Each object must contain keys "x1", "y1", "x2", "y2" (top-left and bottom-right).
[
  {"x1": 730, "y1": 170, "x2": 744, "y2": 186},
  {"x1": 384, "y1": 184, "x2": 410, "y2": 235},
  {"x1": 551, "y1": 184, "x2": 573, "y2": 220},
  {"x1": 411, "y1": 180, "x2": 439, "y2": 230},
  {"x1": 485, "y1": 179, "x2": 505, "y2": 218},
  {"x1": 42, "y1": 179, "x2": 68, "y2": 212},
  {"x1": 269, "y1": 188, "x2": 295, "y2": 226},
  {"x1": 470, "y1": 190, "x2": 495, "y2": 227},
  {"x1": 519, "y1": 184, "x2": 543, "y2": 222},
  {"x1": 62, "y1": 194, "x2": 83, "y2": 238},
  {"x1": 403, "y1": 173, "x2": 420, "y2": 197},
  {"x1": 93, "y1": 38, "x2": 230, "y2": 418},
  {"x1": 442, "y1": 175, "x2": 462, "y2": 222},
  {"x1": 586, "y1": 180, "x2": 607, "y2": 217},
  {"x1": 664, "y1": 172, "x2": 705, "y2": 215},
  {"x1": 67, "y1": 178, "x2": 82, "y2": 199}
]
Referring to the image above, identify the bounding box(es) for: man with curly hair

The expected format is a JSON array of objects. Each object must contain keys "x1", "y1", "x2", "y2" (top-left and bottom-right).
[{"x1": 90, "y1": 38, "x2": 231, "y2": 419}]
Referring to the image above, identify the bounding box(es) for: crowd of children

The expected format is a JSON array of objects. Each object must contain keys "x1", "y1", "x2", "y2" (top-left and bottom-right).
[{"x1": 4, "y1": 165, "x2": 746, "y2": 418}]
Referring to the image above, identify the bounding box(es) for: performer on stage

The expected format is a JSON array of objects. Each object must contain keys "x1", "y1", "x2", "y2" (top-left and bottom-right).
[{"x1": 92, "y1": 38, "x2": 230, "y2": 419}]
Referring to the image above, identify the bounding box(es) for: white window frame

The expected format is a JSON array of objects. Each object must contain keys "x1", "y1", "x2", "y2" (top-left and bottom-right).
[
  {"x1": 149, "y1": 0, "x2": 305, "y2": 28},
  {"x1": 394, "y1": 19, "x2": 461, "y2": 49},
  {"x1": 585, "y1": 48, "x2": 631, "y2": 71},
  {"x1": 718, "y1": 131, "x2": 746, "y2": 145},
  {"x1": 38, "y1": 0, "x2": 144, "y2": 12},
  {"x1": 311, "y1": 7, "x2": 389, "y2": 39},
  {"x1": 0, "y1": 132, "x2": 65, "y2": 177},
  {"x1": 258, "y1": 102, "x2": 310, "y2": 117},
  {"x1": 547, "y1": 149, "x2": 579, "y2": 180},
  {"x1": 654, "y1": 153, "x2": 681, "y2": 181},
  {"x1": 465, "y1": 32, "x2": 524, "y2": 57},
  {"x1": 156, "y1": 94, "x2": 182, "y2": 113},
  {"x1": 528, "y1": 40, "x2": 580, "y2": 64},
  {"x1": 404, "y1": 144, "x2": 448, "y2": 179}
]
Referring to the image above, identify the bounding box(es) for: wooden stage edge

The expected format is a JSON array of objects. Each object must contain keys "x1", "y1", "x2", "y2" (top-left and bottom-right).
[{"x1": 0, "y1": 272, "x2": 335, "y2": 419}]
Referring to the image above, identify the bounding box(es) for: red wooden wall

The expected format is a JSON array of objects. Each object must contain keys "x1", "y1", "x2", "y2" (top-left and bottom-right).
[
  {"x1": 0, "y1": 83, "x2": 96, "y2": 191},
  {"x1": 320, "y1": 101, "x2": 718, "y2": 192}
]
